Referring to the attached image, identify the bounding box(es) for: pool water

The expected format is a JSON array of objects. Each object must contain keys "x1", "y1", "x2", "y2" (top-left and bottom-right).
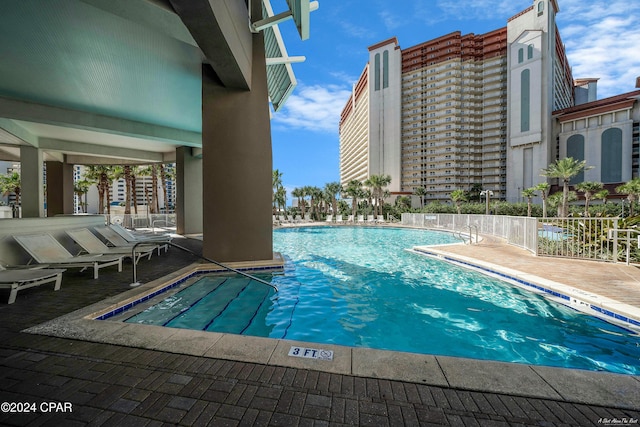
[{"x1": 127, "y1": 226, "x2": 640, "y2": 375}]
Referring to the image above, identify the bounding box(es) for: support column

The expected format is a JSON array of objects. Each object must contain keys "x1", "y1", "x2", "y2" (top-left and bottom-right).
[
  {"x1": 20, "y1": 146, "x2": 44, "y2": 218},
  {"x1": 201, "y1": 34, "x2": 272, "y2": 262},
  {"x1": 45, "y1": 161, "x2": 74, "y2": 216},
  {"x1": 176, "y1": 146, "x2": 203, "y2": 235}
]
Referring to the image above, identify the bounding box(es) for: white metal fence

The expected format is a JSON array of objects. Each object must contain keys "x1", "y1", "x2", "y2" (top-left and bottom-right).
[
  {"x1": 401, "y1": 213, "x2": 539, "y2": 254},
  {"x1": 400, "y1": 213, "x2": 640, "y2": 264}
]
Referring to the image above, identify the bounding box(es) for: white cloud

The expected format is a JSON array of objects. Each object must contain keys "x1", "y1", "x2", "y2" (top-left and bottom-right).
[
  {"x1": 271, "y1": 84, "x2": 353, "y2": 134},
  {"x1": 557, "y1": 0, "x2": 640, "y2": 97}
]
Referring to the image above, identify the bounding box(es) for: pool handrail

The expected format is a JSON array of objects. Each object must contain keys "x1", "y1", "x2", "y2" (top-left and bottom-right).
[{"x1": 130, "y1": 240, "x2": 278, "y2": 292}]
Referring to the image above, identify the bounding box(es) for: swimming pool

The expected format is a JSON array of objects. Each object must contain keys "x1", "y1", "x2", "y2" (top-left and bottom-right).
[{"x1": 125, "y1": 226, "x2": 640, "y2": 375}]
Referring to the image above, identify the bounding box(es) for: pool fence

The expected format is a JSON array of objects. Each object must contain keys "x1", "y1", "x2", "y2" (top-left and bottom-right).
[{"x1": 401, "y1": 214, "x2": 638, "y2": 264}]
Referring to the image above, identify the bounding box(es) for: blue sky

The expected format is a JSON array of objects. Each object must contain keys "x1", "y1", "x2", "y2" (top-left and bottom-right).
[{"x1": 268, "y1": 0, "x2": 640, "y2": 201}]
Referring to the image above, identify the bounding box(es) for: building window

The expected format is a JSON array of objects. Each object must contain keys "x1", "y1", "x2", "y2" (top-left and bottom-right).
[
  {"x1": 567, "y1": 134, "x2": 585, "y2": 184},
  {"x1": 601, "y1": 128, "x2": 623, "y2": 183},
  {"x1": 527, "y1": 44, "x2": 534, "y2": 60},
  {"x1": 521, "y1": 69, "x2": 530, "y2": 132},
  {"x1": 383, "y1": 50, "x2": 389, "y2": 89},
  {"x1": 518, "y1": 48, "x2": 524, "y2": 64},
  {"x1": 537, "y1": 1, "x2": 544, "y2": 16}
]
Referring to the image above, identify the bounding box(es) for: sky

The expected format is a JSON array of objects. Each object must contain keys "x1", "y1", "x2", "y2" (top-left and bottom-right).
[{"x1": 268, "y1": 0, "x2": 640, "y2": 202}]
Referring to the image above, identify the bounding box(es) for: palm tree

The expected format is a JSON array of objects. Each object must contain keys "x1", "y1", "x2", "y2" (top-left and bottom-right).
[
  {"x1": 534, "y1": 182, "x2": 550, "y2": 218},
  {"x1": 521, "y1": 188, "x2": 536, "y2": 217},
  {"x1": 84, "y1": 165, "x2": 116, "y2": 214},
  {"x1": 272, "y1": 169, "x2": 284, "y2": 214},
  {"x1": 130, "y1": 165, "x2": 140, "y2": 214},
  {"x1": 541, "y1": 158, "x2": 591, "y2": 217},
  {"x1": 616, "y1": 178, "x2": 640, "y2": 217},
  {"x1": 364, "y1": 174, "x2": 391, "y2": 217},
  {"x1": 73, "y1": 179, "x2": 90, "y2": 213},
  {"x1": 450, "y1": 189, "x2": 466, "y2": 214},
  {"x1": 274, "y1": 186, "x2": 286, "y2": 214},
  {"x1": 413, "y1": 186, "x2": 427, "y2": 209},
  {"x1": 161, "y1": 164, "x2": 175, "y2": 213},
  {"x1": 292, "y1": 187, "x2": 305, "y2": 218},
  {"x1": 306, "y1": 186, "x2": 322, "y2": 220},
  {"x1": 343, "y1": 180, "x2": 363, "y2": 219},
  {"x1": 594, "y1": 189, "x2": 609, "y2": 205},
  {"x1": 575, "y1": 181, "x2": 603, "y2": 217},
  {"x1": 0, "y1": 171, "x2": 21, "y2": 206},
  {"x1": 324, "y1": 182, "x2": 342, "y2": 216}
]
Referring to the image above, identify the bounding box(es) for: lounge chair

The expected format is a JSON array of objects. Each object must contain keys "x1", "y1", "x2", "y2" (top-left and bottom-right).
[
  {"x1": 335, "y1": 215, "x2": 343, "y2": 224},
  {"x1": 367, "y1": 215, "x2": 375, "y2": 224},
  {"x1": 294, "y1": 215, "x2": 302, "y2": 223},
  {"x1": 110, "y1": 223, "x2": 172, "y2": 244},
  {"x1": 287, "y1": 215, "x2": 296, "y2": 223},
  {"x1": 376, "y1": 215, "x2": 386, "y2": 224},
  {"x1": 325, "y1": 214, "x2": 333, "y2": 223},
  {"x1": 304, "y1": 213, "x2": 311, "y2": 222},
  {"x1": 94, "y1": 226, "x2": 167, "y2": 255},
  {"x1": 357, "y1": 215, "x2": 365, "y2": 224},
  {"x1": 66, "y1": 228, "x2": 155, "y2": 264},
  {"x1": 346, "y1": 215, "x2": 354, "y2": 223},
  {"x1": 13, "y1": 234, "x2": 123, "y2": 279},
  {"x1": 0, "y1": 265, "x2": 66, "y2": 304}
]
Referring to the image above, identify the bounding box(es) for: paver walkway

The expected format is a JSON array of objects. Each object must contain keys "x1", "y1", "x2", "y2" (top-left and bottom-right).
[{"x1": 0, "y1": 236, "x2": 639, "y2": 426}]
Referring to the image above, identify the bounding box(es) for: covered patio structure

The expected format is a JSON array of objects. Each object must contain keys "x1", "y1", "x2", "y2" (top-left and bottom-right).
[{"x1": 0, "y1": 0, "x2": 311, "y2": 262}]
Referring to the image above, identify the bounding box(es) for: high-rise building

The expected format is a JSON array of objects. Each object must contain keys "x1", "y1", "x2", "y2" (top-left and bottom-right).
[{"x1": 339, "y1": 0, "x2": 575, "y2": 204}]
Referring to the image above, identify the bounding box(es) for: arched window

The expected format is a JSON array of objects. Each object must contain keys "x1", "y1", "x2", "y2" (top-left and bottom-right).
[
  {"x1": 527, "y1": 44, "x2": 534, "y2": 60},
  {"x1": 521, "y1": 69, "x2": 530, "y2": 132},
  {"x1": 518, "y1": 48, "x2": 524, "y2": 64},
  {"x1": 567, "y1": 134, "x2": 585, "y2": 184},
  {"x1": 374, "y1": 53, "x2": 380, "y2": 91},
  {"x1": 538, "y1": 1, "x2": 544, "y2": 15},
  {"x1": 601, "y1": 128, "x2": 623, "y2": 183},
  {"x1": 383, "y1": 50, "x2": 389, "y2": 89}
]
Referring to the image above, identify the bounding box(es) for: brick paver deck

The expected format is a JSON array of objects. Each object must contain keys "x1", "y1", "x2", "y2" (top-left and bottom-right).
[{"x1": 1, "y1": 236, "x2": 639, "y2": 426}]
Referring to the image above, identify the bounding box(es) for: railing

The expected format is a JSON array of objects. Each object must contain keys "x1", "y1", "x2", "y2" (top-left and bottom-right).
[
  {"x1": 402, "y1": 213, "x2": 538, "y2": 253},
  {"x1": 402, "y1": 214, "x2": 633, "y2": 264},
  {"x1": 130, "y1": 240, "x2": 278, "y2": 292}
]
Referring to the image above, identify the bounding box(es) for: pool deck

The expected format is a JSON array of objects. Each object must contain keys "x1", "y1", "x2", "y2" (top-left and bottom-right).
[{"x1": 1, "y1": 233, "x2": 639, "y2": 425}]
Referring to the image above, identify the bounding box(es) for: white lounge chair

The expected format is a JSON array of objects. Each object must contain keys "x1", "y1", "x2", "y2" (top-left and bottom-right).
[
  {"x1": 357, "y1": 215, "x2": 365, "y2": 224},
  {"x1": 0, "y1": 265, "x2": 65, "y2": 304},
  {"x1": 294, "y1": 215, "x2": 302, "y2": 223},
  {"x1": 13, "y1": 234, "x2": 123, "y2": 279},
  {"x1": 346, "y1": 215, "x2": 354, "y2": 223},
  {"x1": 96, "y1": 226, "x2": 168, "y2": 255},
  {"x1": 110, "y1": 223, "x2": 172, "y2": 244},
  {"x1": 325, "y1": 214, "x2": 333, "y2": 223},
  {"x1": 376, "y1": 215, "x2": 386, "y2": 224},
  {"x1": 367, "y1": 215, "x2": 375, "y2": 224},
  {"x1": 66, "y1": 228, "x2": 155, "y2": 264},
  {"x1": 335, "y1": 215, "x2": 343, "y2": 224}
]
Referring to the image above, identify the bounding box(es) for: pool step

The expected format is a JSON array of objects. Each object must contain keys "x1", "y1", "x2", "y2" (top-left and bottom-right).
[{"x1": 165, "y1": 277, "x2": 273, "y2": 334}]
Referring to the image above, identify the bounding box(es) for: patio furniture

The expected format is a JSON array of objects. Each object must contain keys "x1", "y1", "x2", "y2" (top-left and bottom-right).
[
  {"x1": 0, "y1": 265, "x2": 66, "y2": 304},
  {"x1": 13, "y1": 233, "x2": 123, "y2": 279},
  {"x1": 66, "y1": 228, "x2": 155, "y2": 264},
  {"x1": 94, "y1": 226, "x2": 167, "y2": 255}
]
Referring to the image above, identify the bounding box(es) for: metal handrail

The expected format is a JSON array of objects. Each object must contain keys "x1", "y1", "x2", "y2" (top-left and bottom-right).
[{"x1": 130, "y1": 240, "x2": 278, "y2": 292}]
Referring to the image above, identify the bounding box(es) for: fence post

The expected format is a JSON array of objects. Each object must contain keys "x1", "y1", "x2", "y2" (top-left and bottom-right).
[{"x1": 613, "y1": 219, "x2": 618, "y2": 264}]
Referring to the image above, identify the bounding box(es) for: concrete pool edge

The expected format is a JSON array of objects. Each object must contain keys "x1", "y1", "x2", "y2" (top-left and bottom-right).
[
  {"x1": 412, "y1": 245, "x2": 640, "y2": 333},
  {"x1": 21, "y1": 262, "x2": 640, "y2": 411}
]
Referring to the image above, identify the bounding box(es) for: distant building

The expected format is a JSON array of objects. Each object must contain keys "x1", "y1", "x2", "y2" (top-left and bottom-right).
[{"x1": 339, "y1": 0, "x2": 631, "y2": 205}]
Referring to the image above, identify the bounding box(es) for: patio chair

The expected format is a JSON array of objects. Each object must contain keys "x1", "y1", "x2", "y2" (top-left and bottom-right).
[
  {"x1": 13, "y1": 234, "x2": 123, "y2": 279},
  {"x1": 294, "y1": 215, "x2": 303, "y2": 223},
  {"x1": 94, "y1": 226, "x2": 167, "y2": 255},
  {"x1": 367, "y1": 215, "x2": 375, "y2": 224},
  {"x1": 110, "y1": 223, "x2": 172, "y2": 244},
  {"x1": 335, "y1": 215, "x2": 343, "y2": 224},
  {"x1": 346, "y1": 215, "x2": 354, "y2": 223},
  {"x1": 0, "y1": 265, "x2": 66, "y2": 304},
  {"x1": 325, "y1": 214, "x2": 333, "y2": 223},
  {"x1": 357, "y1": 215, "x2": 365, "y2": 224},
  {"x1": 376, "y1": 215, "x2": 386, "y2": 224},
  {"x1": 66, "y1": 228, "x2": 155, "y2": 264}
]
